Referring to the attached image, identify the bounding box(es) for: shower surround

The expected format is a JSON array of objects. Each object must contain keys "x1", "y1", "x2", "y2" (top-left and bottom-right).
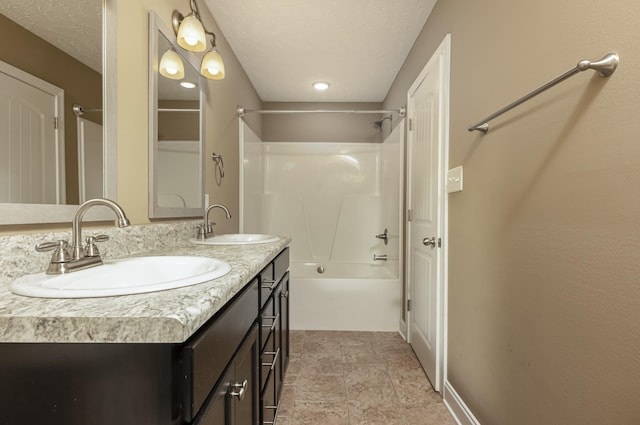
[{"x1": 241, "y1": 121, "x2": 403, "y2": 331}]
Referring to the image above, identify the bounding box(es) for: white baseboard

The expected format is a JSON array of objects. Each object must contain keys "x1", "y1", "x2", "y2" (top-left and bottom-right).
[{"x1": 443, "y1": 381, "x2": 481, "y2": 425}]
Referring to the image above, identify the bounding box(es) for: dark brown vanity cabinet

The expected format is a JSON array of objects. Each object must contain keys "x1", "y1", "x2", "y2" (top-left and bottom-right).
[
  {"x1": 183, "y1": 279, "x2": 260, "y2": 425},
  {"x1": 258, "y1": 249, "x2": 290, "y2": 424},
  {"x1": 0, "y1": 247, "x2": 290, "y2": 425}
]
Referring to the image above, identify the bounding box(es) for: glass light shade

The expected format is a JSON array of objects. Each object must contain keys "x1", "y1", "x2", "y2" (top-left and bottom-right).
[
  {"x1": 177, "y1": 14, "x2": 207, "y2": 52},
  {"x1": 201, "y1": 49, "x2": 225, "y2": 80},
  {"x1": 159, "y1": 49, "x2": 185, "y2": 80}
]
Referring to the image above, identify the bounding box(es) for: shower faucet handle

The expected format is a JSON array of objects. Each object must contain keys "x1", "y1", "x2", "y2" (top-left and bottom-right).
[{"x1": 375, "y1": 228, "x2": 389, "y2": 245}]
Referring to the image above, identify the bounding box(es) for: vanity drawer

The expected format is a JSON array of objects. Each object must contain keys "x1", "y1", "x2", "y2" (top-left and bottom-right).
[
  {"x1": 273, "y1": 248, "x2": 289, "y2": 285},
  {"x1": 259, "y1": 248, "x2": 289, "y2": 309},
  {"x1": 260, "y1": 298, "x2": 277, "y2": 349},
  {"x1": 181, "y1": 279, "x2": 259, "y2": 422},
  {"x1": 261, "y1": 366, "x2": 278, "y2": 425},
  {"x1": 259, "y1": 263, "x2": 275, "y2": 309}
]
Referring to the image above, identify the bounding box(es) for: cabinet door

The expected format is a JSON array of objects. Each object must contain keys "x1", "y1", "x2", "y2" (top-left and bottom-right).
[
  {"x1": 279, "y1": 273, "x2": 290, "y2": 379},
  {"x1": 274, "y1": 272, "x2": 290, "y2": 397},
  {"x1": 230, "y1": 326, "x2": 259, "y2": 425},
  {"x1": 197, "y1": 325, "x2": 258, "y2": 425}
]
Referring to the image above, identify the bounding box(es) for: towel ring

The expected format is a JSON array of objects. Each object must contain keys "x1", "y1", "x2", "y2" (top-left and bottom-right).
[{"x1": 212, "y1": 153, "x2": 225, "y2": 181}]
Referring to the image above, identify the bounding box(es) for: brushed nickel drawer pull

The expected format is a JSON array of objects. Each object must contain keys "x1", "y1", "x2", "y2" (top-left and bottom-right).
[
  {"x1": 229, "y1": 379, "x2": 248, "y2": 401},
  {"x1": 262, "y1": 279, "x2": 278, "y2": 290},
  {"x1": 263, "y1": 401, "x2": 280, "y2": 425},
  {"x1": 262, "y1": 313, "x2": 280, "y2": 331},
  {"x1": 261, "y1": 348, "x2": 280, "y2": 370}
]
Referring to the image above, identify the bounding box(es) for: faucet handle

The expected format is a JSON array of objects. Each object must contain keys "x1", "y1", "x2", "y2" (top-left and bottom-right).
[
  {"x1": 196, "y1": 224, "x2": 208, "y2": 240},
  {"x1": 36, "y1": 240, "x2": 72, "y2": 263},
  {"x1": 84, "y1": 235, "x2": 109, "y2": 258}
]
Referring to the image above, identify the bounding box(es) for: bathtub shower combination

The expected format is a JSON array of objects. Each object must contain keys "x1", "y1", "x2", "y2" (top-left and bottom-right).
[{"x1": 240, "y1": 121, "x2": 404, "y2": 331}]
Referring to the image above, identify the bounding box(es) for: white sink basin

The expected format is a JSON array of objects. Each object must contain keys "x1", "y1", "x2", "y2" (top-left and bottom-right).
[
  {"x1": 9, "y1": 256, "x2": 231, "y2": 299},
  {"x1": 189, "y1": 234, "x2": 280, "y2": 245}
]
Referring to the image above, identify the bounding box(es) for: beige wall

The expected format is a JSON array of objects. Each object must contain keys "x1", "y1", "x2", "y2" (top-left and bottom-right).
[
  {"x1": 262, "y1": 102, "x2": 384, "y2": 142},
  {"x1": 158, "y1": 100, "x2": 199, "y2": 141},
  {"x1": 0, "y1": 14, "x2": 102, "y2": 205},
  {"x1": 115, "y1": 0, "x2": 261, "y2": 232},
  {"x1": 384, "y1": 1, "x2": 640, "y2": 424}
]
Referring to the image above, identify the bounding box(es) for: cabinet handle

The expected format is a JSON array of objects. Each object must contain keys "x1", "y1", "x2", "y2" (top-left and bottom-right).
[
  {"x1": 229, "y1": 379, "x2": 248, "y2": 401},
  {"x1": 263, "y1": 401, "x2": 280, "y2": 425},
  {"x1": 262, "y1": 348, "x2": 280, "y2": 370},
  {"x1": 262, "y1": 313, "x2": 280, "y2": 331},
  {"x1": 262, "y1": 279, "x2": 278, "y2": 291}
]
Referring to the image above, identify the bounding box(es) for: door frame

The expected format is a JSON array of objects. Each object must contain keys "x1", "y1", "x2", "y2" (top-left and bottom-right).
[{"x1": 405, "y1": 34, "x2": 451, "y2": 391}]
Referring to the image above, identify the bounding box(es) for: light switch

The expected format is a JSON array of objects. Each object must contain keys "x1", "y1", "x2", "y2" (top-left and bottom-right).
[{"x1": 447, "y1": 166, "x2": 463, "y2": 193}]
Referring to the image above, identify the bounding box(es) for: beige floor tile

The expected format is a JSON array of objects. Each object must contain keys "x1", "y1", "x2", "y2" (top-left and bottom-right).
[
  {"x1": 294, "y1": 375, "x2": 347, "y2": 402},
  {"x1": 348, "y1": 401, "x2": 409, "y2": 425},
  {"x1": 280, "y1": 331, "x2": 455, "y2": 425},
  {"x1": 290, "y1": 400, "x2": 349, "y2": 425}
]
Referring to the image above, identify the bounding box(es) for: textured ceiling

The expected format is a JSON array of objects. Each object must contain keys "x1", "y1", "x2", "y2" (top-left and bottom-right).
[
  {"x1": 1, "y1": 0, "x2": 102, "y2": 73},
  {"x1": 203, "y1": 0, "x2": 437, "y2": 102}
]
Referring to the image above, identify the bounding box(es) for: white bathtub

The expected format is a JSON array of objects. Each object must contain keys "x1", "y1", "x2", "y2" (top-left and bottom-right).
[{"x1": 289, "y1": 262, "x2": 401, "y2": 332}]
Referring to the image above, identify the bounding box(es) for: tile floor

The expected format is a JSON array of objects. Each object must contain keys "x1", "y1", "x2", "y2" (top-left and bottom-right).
[{"x1": 276, "y1": 331, "x2": 456, "y2": 425}]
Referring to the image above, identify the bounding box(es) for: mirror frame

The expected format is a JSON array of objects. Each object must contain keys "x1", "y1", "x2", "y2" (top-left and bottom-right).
[
  {"x1": 148, "y1": 11, "x2": 206, "y2": 219},
  {"x1": 0, "y1": 0, "x2": 117, "y2": 225}
]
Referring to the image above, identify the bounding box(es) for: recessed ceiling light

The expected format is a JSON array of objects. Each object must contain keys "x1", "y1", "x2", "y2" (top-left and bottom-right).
[
  {"x1": 312, "y1": 81, "x2": 330, "y2": 91},
  {"x1": 180, "y1": 81, "x2": 196, "y2": 89}
]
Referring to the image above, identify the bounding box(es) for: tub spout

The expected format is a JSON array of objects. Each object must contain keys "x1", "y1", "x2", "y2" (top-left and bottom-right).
[{"x1": 373, "y1": 254, "x2": 388, "y2": 261}]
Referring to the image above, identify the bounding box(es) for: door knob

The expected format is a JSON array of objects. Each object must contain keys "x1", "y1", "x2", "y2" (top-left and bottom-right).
[{"x1": 422, "y1": 237, "x2": 436, "y2": 248}]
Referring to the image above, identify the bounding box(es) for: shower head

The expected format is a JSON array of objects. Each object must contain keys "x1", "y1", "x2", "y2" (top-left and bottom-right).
[{"x1": 371, "y1": 115, "x2": 392, "y2": 132}]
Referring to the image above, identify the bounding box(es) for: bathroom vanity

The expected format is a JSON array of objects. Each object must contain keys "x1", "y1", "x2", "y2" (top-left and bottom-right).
[{"x1": 0, "y1": 236, "x2": 290, "y2": 425}]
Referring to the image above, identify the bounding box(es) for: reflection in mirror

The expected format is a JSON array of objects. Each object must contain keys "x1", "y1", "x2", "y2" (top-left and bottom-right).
[
  {"x1": 149, "y1": 12, "x2": 205, "y2": 218},
  {"x1": 0, "y1": 0, "x2": 116, "y2": 224}
]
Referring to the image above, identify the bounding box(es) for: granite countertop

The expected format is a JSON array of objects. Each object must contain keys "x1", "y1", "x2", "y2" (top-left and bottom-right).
[{"x1": 0, "y1": 238, "x2": 290, "y2": 344}]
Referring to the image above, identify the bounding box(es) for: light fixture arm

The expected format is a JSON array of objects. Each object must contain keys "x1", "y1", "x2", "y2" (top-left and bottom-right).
[{"x1": 205, "y1": 31, "x2": 217, "y2": 48}]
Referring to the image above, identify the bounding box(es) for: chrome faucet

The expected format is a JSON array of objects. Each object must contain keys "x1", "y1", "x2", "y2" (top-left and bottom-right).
[
  {"x1": 36, "y1": 198, "x2": 131, "y2": 274},
  {"x1": 197, "y1": 203, "x2": 231, "y2": 240}
]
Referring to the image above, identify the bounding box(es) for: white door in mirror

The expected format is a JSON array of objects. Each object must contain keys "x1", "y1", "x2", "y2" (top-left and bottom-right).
[{"x1": 9, "y1": 256, "x2": 231, "y2": 299}]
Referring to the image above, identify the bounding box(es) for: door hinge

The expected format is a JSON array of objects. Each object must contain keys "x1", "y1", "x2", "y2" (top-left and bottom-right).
[
  {"x1": 407, "y1": 299, "x2": 411, "y2": 312},
  {"x1": 408, "y1": 118, "x2": 413, "y2": 131},
  {"x1": 407, "y1": 209, "x2": 413, "y2": 222},
  {"x1": 54, "y1": 117, "x2": 59, "y2": 130}
]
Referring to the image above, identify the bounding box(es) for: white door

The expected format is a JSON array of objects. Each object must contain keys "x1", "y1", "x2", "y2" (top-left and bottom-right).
[
  {"x1": 406, "y1": 35, "x2": 450, "y2": 392},
  {"x1": 77, "y1": 117, "x2": 104, "y2": 202},
  {"x1": 0, "y1": 61, "x2": 64, "y2": 204}
]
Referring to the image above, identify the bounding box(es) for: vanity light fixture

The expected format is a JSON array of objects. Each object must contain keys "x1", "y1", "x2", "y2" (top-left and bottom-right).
[
  {"x1": 180, "y1": 81, "x2": 197, "y2": 88},
  {"x1": 172, "y1": 0, "x2": 226, "y2": 80},
  {"x1": 312, "y1": 81, "x2": 330, "y2": 91},
  {"x1": 159, "y1": 48, "x2": 185, "y2": 80}
]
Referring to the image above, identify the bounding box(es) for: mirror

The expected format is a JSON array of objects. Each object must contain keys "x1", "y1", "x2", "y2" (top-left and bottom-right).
[
  {"x1": 0, "y1": 0, "x2": 116, "y2": 224},
  {"x1": 148, "y1": 12, "x2": 205, "y2": 218}
]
